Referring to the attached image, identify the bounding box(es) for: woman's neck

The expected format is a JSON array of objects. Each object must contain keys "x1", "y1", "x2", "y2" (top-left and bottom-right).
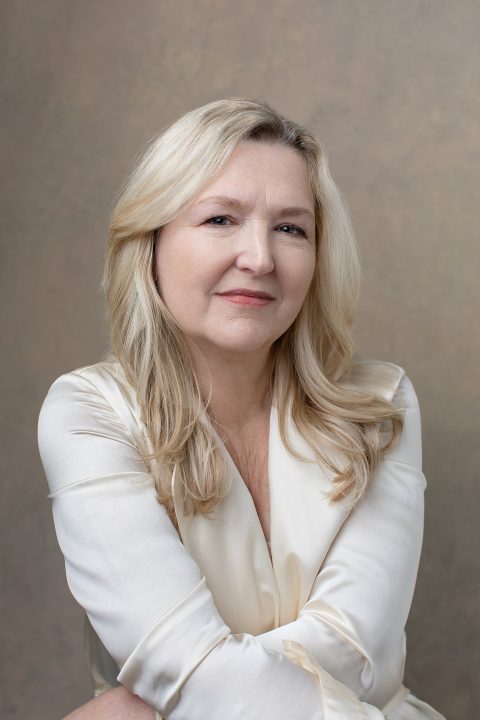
[{"x1": 187, "y1": 342, "x2": 274, "y2": 432}]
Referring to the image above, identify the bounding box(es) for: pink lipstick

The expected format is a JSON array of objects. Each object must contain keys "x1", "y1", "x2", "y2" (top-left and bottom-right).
[{"x1": 216, "y1": 288, "x2": 274, "y2": 306}]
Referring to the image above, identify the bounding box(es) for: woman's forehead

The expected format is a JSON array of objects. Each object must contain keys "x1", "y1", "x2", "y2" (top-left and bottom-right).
[{"x1": 191, "y1": 142, "x2": 315, "y2": 211}]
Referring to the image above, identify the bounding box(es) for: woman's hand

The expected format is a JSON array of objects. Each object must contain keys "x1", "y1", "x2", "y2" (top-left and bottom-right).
[{"x1": 62, "y1": 686, "x2": 156, "y2": 720}]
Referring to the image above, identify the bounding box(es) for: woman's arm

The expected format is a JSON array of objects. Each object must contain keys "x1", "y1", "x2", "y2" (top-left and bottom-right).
[
  {"x1": 61, "y1": 685, "x2": 156, "y2": 720},
  {"x1": 38, "y1": 369, "x2": 389, "y2": 719},
  {"x1": 256, "y1": 372, "x2": 425, "y2": 702}
]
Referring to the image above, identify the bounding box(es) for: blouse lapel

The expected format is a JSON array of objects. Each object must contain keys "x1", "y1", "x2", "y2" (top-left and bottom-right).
[
  {"x1": 268, "y1": 405, "x2": 352, "y2": 625},
  {"x1": 172, "y1": 411, "x2": 280, "y2": 635}
]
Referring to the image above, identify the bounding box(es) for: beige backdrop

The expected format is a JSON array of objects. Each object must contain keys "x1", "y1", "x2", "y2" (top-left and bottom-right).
[{"x1": 1, "y1": 1, "x2": 478, "y2": 719}]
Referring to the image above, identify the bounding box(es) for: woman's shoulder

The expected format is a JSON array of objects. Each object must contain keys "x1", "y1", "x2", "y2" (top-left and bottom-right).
[
  {"x1": 339, "y1": 356, "x2": 420, "y2": 414},
  {"x1": 38, "y1": 356, "x2": 143, "y2": 445},
  {"x1": 338, "y1": 355, "x2": 405, "y2": 401},
  {"x1": 339, "y1": 356, "x2": 423, "y2": 469},
  {"x1": 45, "y1": 354, "x2": 127, "y2": 389},
  {"x1": 42, "y1": 355, "x2": 132, "y2": 399}
]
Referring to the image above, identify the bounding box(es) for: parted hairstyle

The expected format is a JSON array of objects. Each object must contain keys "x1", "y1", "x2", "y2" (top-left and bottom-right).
[{"x1": 101, "y1": 97, "x2": 403, "y2": 526}]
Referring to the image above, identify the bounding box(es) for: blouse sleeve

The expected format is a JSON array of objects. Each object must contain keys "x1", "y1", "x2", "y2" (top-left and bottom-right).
[
  {"x1": 255, "y1": 372, "x2": 426, "y2": 703},
  {"x1": 38, "y1": 369, "x2": 389, "y2": 720}
]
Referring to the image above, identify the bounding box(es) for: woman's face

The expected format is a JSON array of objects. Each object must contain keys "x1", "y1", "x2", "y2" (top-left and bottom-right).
[{"x1": 154, "y1": 140, "x2": 316, "y2": 359}]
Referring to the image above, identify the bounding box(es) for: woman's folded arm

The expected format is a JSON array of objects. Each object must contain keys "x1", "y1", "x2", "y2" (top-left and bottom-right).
[{"x1": 256, "y1": 372, "x2": 426, "y2": 703}]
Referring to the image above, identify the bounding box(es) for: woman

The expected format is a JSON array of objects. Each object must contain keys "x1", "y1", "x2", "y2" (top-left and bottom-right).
[{"x1": 38, "y1": 98, "x2": 446, "y2": 719}]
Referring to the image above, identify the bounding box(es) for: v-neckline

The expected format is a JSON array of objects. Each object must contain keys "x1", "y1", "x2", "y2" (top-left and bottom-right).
[{"x1": 202, "y1": 403, "x2": 275, "y2": 556}]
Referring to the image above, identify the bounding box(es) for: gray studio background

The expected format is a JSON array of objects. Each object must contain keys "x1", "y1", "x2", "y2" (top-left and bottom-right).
[{"x1": 1, "y1": 2, "x2": 478, "y2": 719}]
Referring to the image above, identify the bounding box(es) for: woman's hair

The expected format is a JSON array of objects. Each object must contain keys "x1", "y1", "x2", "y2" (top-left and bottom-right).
[{"x1": 101, "y1": 97, "x2": 403, "y2": 525}]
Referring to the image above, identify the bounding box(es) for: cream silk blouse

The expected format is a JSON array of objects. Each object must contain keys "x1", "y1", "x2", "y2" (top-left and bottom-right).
[{"x1": 37, "y1": 357, "x2": 446, "y2": 720}]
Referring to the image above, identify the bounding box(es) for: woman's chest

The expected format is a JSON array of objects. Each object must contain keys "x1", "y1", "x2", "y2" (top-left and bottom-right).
[
  {"x1": 224, "y1": 426, "x2": 271, "y2": 545},
  {"x1": 241, "y1": 456, "x2": 270, "y2": 545}
]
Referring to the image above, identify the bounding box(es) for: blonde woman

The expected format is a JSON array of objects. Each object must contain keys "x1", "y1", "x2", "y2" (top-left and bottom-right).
[{"x1": 37, "y1": 98, "x2": 446, "y2": 720}]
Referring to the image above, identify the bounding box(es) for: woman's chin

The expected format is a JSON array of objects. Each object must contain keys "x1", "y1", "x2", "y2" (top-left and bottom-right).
[{"x1": 190, "y1": 334, "x2": 275, "y2": 358}]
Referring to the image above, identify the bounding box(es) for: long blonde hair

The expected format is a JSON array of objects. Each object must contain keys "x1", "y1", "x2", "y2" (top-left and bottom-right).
[{"x1": 101, "y1": 97, "x2": 403, "y2": 525}]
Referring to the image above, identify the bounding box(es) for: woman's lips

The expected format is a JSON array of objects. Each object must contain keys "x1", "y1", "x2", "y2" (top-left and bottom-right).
[{"x1": 216, "y1": 289, "x2": 274, "y2": 306}]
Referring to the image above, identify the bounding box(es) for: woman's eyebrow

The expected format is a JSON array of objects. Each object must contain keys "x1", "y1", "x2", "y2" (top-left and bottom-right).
[{"x1": 193, "y1": 194, "x2": 315, "y2": 221}]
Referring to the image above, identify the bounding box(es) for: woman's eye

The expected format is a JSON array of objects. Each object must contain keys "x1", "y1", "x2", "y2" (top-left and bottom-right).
[
  {"x1": 205, "y1": 215, "x2": 231, "y2": 226},
  {"x1": 204, "y1": 217, "x2": 306, "y2": 237},
  {"x1": 278, "y1": 224, "x2": 307, "y2": 237}
]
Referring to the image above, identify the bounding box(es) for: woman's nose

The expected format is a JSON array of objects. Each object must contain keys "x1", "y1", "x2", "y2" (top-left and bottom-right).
[{"x1": 235, "y1": 222, "x2": 275, "y2": 275}]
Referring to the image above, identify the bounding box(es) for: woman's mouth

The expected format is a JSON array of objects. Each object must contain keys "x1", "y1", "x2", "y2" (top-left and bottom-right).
[{"x1": 216, "y1": 288, "x2": 275, "y2": 306}]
